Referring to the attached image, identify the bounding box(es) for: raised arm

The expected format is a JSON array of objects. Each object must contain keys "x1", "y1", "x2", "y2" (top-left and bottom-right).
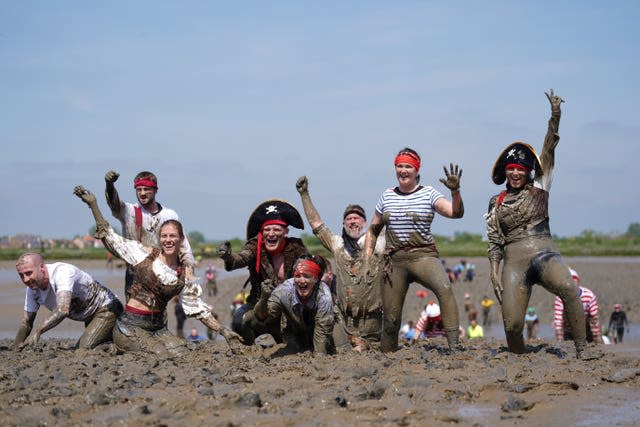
[
  {"x1": 296, "y1": 176, "x2": 323, "y2": 230},
  {"x1": 539, "y1": 89, "x2": 563, "y2": 190},
  {"x1": 104, "y1": 170, "x2": 125, "y2": 218},
  {"x1": 363, "y1": 211, "x2": 384, "y2": 257},
  {"x1": 435, "y1": 163, "x2": 464, "y2": 219},
  {"x1": 74, "y1": 185, "x2": 111, "y2": 235}
]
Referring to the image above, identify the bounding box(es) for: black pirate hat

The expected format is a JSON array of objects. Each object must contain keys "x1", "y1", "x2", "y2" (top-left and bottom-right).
[
  {"x1": 246, "y1": 199, "x2": 304, "y2": 240},
  {"x1": 491, "y1": 141, "x2": 543, "y2": 185}
]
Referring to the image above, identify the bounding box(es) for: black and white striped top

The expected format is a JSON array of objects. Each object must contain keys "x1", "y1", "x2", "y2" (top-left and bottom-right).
[{"x1": 375, "y1": 185, "x2": 443, "y2": 249}]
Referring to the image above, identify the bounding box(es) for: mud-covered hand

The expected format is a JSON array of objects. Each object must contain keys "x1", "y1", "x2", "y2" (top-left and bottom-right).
[
  {"x1": 260, "y1": 279, "x2": 275, "y2": 300},
  {"x1": 73, "y1": 185, "x2": 96, "y2": 205},
  {"x1": 217, "y1": 241, "x2": 231, "y2": 259},
  {"x1": 22, "y1": 331, "x2": 41, "y2": 348},
  {"x1": 439, "y1": 163, "x2": 462, "y2": 192},
  {"x1": 104, "y1": 170, "x2": 120, "y2": 184},
  {"x1": 490, "y1": 262, "x2": 503, "y2": 304},
  {"x1": 296, "y1": 176, "x2": 308, "y2": 194},
  {"x1": 220, "y1": 326, "x2": 244, "y2": 353},
  {"x1": 545, "y1": 88, "x2": 564, "y2": 112}
]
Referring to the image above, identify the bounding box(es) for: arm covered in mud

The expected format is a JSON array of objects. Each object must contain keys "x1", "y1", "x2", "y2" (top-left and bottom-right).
[
  {"x1": 364, "y1": 212, "x2": 384, "y2": 258},
  {"x1": 22, "y1": 291, "x2": 72, "y2": 347},
  {"x1": 104, "y1": 170, "x2": 125, "y2": 219},
  {"x1": 485, "y1": 196, "x2": 504, "y2": 304},
  {"x1": 13, "y1": 311, "x2": 36, "y2": 349},
  {"x1": 217, "y1": 239, "x2": 258, "y2": 271},
  {"x1": 74, "y1": 185, "x2": 150, "y2": 265},
  {"x1": 436, "y1": 163, "x2": 464, "y2": 218},
  {"x1": 538, "y1": 89, "x2": 563, "y2": 191},
  {"x1": 313, "y1": 302, "x2": 335, "y2": 355},
  {"x1": 296, "y1": 176, "x2": 333, "y2": 251}
]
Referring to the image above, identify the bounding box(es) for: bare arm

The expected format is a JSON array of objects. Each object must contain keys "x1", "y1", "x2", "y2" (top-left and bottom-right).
[
  {"x1": 13, "y1": 311, "x2": 36, "y2": 349},
  {"x1": 74, "y1": 186, "x2": 111, "y2": 236},
  {"x1": 539, "y1": 89, "x2": 563, "y2": 189}
]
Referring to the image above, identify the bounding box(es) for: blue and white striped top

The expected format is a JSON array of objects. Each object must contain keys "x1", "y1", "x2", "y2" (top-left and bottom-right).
[{"x1": 375, "y1": 185, "x2": 444, "y2": 249}]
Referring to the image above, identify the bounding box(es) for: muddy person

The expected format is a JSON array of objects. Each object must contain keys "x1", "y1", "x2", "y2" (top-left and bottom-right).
[
  {"x1": 364, "y1": 147, "x2": 464, "y2": 353},
  {"x1": 217, "y1": 199, "x2": 308, "y2": 345},
  {"x1": 554, "y1": 268, "x2": 602, "y2": 345},
  {"x1": 14, "y1": 252, "x2": 123, "y2": 350},
  {"x1": 104, "y1": 170, "x2": 195, "y2": 301},
  {"x1": 485, "y1": 89, "x2": 588, "y2": 358},
  {"x1": 253, "y1": 255, "x2": 335, "y2": 354},
  {"x1": 74, "y1": 186, "x2": 241, "y2": 357},
  {"x1": 296, "y1": 176, "x2": 384, "y2": 352}
]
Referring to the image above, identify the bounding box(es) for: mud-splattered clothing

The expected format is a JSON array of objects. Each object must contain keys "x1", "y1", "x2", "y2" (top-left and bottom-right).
[
  {"x1": 98, "y1": 226, "x2": 211, "y2": 356},
  {"x1": 485, "y1": 106, "x2": 587, "y2": 354},
  {"x1": 554, "y1": 286, "x2": 601, "y2": 342},
  {"x1": 313, "y1": 223, "x2": 384, "y2": 342},
  {"x1": 373, "y1": 186, "x2": 459, "y2": 352},
  {"x1": 375, "y1": 186, "x2": 443, "y2": 250},
  {"x1": 25, "y1": 263, "x2": 118, "y2": 321},
  {"x1": 263, "y1": 279, "x2": 334, "y2": 354},
  {"x1": 221, "y1": 237, "x2": 308, "y2": 305}
]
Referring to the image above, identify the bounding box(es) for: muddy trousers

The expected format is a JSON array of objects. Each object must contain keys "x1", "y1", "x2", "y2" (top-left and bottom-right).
[
  {"x1": 381, "y1": 249, "x2": 460, "y2": 352},
  {"x1": 333, "y1": 309, "x2": 383, "y2": 349},
  {"x1": 78, "y1": 300, "x2": 123, "y2": 349},
  {"x1": 113, "y1": 310, "x2": 189, "y2": 358},
  {"x1": 500, "y1": 239, "x2": 586, "y2": 354}
]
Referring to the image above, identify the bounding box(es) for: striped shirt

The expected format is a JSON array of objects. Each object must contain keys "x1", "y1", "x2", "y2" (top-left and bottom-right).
[
  {"x1": 554, "y1": 286, "x2": 600, "y2": 338},
  {"x1": 375, "y1": 186, "x2": 444, "y2": 250}
]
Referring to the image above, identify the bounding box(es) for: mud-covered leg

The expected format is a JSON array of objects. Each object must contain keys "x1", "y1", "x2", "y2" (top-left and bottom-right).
[
  {"x1": 380, "y1": 259, "x2": 410, "y2": 353},
  {"x1": 500, "y1": 263, "x2": 531, "y2": 354},
  {"x1": 77, "y1": 302, "x2": 121, "y2": 349},
  {"x1": 410, "y1": 256, "x2": 460, "y2": 349},
  {"x1": 537, "y1": 257, "x2": 586, "y2": 357}
]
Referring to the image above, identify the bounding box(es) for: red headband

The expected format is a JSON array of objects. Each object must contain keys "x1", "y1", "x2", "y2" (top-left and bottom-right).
[
  {"x1": 255, "y1": 219, "x2": 288, "y2": 272},
  {"x1": 295, "y1": 259, "x2": 322, "y2": 279},
  {"x1": 505, "y1": 163, "x2": 530, "y2": 172},
  {"x1": 394, "y1": 153, "x2": 421, "y2": 171},
  {"x1": 134, "y1": 178, "x2": 158, "y2": 189}
]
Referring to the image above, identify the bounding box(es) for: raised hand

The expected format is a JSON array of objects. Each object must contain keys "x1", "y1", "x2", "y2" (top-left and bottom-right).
[
  {"x1": 260, "y1": 279, "x2": 275, "y2": 299},
  {"x1": 296, "y1": 176, "x2": 308, "y2": 194},
  {"x1": 104, "y1": 170, "x2": 120, "y2": 183},
  {"x1": 73, "y1": 185, "x2": 96, "y2": 204},
  {"x1": 545, "y1": 88, "x2": 564, "y2": 111},
  {"x1": 438, "y1": 163, "x2": 462, "y2": 192},
  {"x1": 217, "y1": 241, "x2": 231, "y2": 259}
]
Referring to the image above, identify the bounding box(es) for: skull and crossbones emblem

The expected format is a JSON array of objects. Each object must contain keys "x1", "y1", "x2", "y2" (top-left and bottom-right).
[{"x1": 265, "y1": 205, "x2": 278, "y2": 215}]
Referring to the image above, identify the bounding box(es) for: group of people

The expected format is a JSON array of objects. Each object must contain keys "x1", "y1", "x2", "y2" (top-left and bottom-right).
[{"x1": 13, "y1": 89, "x2": 626, "y2": 360}]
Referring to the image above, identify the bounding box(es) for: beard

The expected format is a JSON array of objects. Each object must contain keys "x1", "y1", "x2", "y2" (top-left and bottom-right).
[{"x1": 344, "y1": 225, "x2": 363, "y2": 240}]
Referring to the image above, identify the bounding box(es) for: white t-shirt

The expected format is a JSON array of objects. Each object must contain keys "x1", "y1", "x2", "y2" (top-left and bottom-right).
[
  {"x1": 24, "y1": 263, "x2": 116, "y2": 321},
  {"x1": 115, "y1": 201, "x2": 195, "y2": 265}
]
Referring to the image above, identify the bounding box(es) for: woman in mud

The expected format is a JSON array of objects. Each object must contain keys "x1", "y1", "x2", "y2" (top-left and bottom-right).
[
  {"x1": 364, "y1": 148, "x2": 464, "y2": 352},
  {"x1": 74, "y1": 186, "x2": 241, "y2": 357},
  {"x1": 485, "y1": 89, "x2": 587, "y2": 358}
]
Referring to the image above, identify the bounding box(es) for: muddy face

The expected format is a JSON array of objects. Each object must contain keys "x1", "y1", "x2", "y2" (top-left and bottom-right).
[
  {"x1": 343, "y1": 213, "x2": 366, "y2": 240},
  {"x1": 135, "y1": 185, "x2": 157, "y2": 208},
  {"x1": 262, "y1": 224, "x2": 288, "y2": 253}
]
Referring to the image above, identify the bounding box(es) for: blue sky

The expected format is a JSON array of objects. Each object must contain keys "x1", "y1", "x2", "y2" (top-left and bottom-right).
[{"x1": 1, "y1": 2, "x2": 638, "y2": 240}]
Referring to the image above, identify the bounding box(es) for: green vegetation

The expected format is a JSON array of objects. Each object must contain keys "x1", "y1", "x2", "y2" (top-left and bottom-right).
[{"x1": 3, "y1": 224, "x2": 640, "y2": 261}]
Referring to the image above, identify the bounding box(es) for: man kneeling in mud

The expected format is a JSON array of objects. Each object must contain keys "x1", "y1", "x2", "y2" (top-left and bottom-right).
[
  {"x1": 14, "y1": 252, "x2": 123, "y2": 350},
  {"x1": 253, "y1": 255, "x2": 335, "y2": 354}
]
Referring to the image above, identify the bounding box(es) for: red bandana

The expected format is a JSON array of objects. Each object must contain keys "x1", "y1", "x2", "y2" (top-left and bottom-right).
[
  {"x1": 394, "y1": 152, "x2": 421, "y2": 171},
  {"x1": 505, "y1": 163, "x2": 530, "y2": 172},
  {"x1": 294, "y1": 259, "x2": 322, "y2": 279},
  {"x1": 133, "y1": 178, "x2": 158, "y2": 189}
]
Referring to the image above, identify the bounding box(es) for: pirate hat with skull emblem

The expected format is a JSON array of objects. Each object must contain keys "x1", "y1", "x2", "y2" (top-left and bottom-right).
[
  {"x1": 246, "y1": 199, "x2": 304, "y2": 240},
  {"x1": 491, "y1": 141, "x2": 543, "y2": 185}
]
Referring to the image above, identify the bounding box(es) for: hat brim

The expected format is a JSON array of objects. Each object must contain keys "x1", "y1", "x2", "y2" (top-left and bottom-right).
[
  {"x1": 491, "y1": 141, "x2": 543, "y2": 185},
  {"x1": 246, "y1": 199, "x2": 304, "y2": 240}
]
